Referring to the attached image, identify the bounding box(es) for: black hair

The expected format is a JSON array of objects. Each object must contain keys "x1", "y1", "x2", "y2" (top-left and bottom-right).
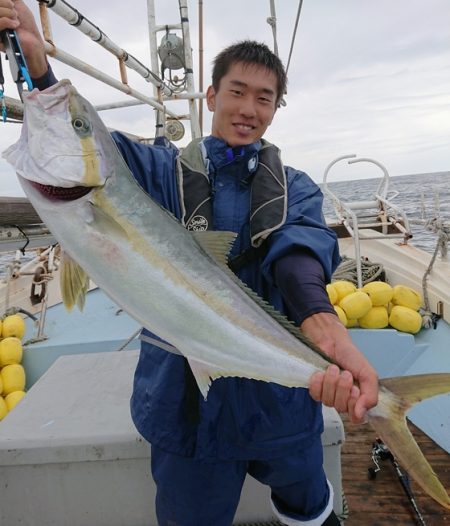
[{"x1": 212, "y1": 40, "x2": 287, "y2": 105}]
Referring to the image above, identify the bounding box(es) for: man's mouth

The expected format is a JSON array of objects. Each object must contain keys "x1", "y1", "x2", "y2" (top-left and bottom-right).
[
  {"x1": 233, "y1": 123, "x2": 255, "y2": 132},
  {"x1": 29, "y1": 181, "x2": 92, "y2": 201}
]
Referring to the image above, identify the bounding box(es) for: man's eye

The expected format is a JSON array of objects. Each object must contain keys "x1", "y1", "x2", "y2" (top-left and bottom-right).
[{"x1": 231, "y1": 89, "x2": 242, "y2": 96}]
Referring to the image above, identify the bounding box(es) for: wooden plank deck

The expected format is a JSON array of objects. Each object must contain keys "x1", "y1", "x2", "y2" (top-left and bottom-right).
[{"x1": 341, "y1": 414, "x2": 450, "y2": 525}]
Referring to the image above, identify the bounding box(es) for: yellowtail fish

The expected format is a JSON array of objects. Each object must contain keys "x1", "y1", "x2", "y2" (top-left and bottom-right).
[{"x1": 3, "y1": 80, "x2": 450, "y2": 509}]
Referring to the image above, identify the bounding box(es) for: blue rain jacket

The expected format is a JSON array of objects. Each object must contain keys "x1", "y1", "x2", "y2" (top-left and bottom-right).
[{"x1": 112, "y1": 132, "x2": 340, "y2": 460}]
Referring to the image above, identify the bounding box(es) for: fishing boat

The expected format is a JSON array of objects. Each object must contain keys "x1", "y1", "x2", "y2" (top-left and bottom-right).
[{"x1": 0, "y1": 1, "x2": 449, "y2": 524}]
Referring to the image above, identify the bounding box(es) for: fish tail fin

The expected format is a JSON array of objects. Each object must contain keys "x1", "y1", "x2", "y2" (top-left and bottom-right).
[
  {"x1": 60, "y1": 251, "x2": 90, "y2": 311},
  {"x1": 369, "y1": 374, "x2": 450, "y2": 509}
]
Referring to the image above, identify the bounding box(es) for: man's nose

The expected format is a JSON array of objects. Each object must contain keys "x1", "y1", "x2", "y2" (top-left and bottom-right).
[{"x1": 239, "y1": 96, "x2": 256, "y2": 117}]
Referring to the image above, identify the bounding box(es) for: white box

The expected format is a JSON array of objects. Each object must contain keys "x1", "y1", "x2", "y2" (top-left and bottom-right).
[{"x1": 0, "y1": 351, "x2": 344, "y2": 525}]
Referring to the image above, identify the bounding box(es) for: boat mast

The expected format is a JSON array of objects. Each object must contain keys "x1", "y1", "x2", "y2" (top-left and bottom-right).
[
  {"x1": 198, "y1": 0, "x2": 204, "y2": 135},
  {"x1": 146, "y1": 0, "x2": 201, "y2": 140}
]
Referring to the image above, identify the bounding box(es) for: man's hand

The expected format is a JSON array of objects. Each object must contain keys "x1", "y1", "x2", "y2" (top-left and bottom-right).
[
  {"x1": 302, "y1": 311, "x2": 379, "y2": 424},
  {"x1": 0, "y1": 0, "x2": 48, "y2": 78}
]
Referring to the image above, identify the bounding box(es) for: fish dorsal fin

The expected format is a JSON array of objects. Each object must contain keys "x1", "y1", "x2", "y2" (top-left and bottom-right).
[
  {"x1": 193, "y1": 230, "x2": 333, "y2": 364},
  {"x1": 60, "y1": 251, "x2": 90, "y2": 311},
  {"x1": 193, "y1": 231, "x2": 237, "y2": 267},
  {"x1": 235, "y1": 279, "x2": 333, "y2": 363}
]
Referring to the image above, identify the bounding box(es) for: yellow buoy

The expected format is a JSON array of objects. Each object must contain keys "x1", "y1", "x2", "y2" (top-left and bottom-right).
[
  {"x1": 0, "y1": 397, "x2": 8, "y2": 420},
  {"x1": 346, "y1": 318, "x2": 358, "y2": 328},
  {"x1": 1, "y1": 314, "x2": 26, "y2": 339},
  {"x1": 0, "y1": 364, "x2": 26, "y2": 396},
  {"x1": 0, "y1": 374, "x2": 3, "y2": 395},
  {"x1": 391, "y1": 285, "x2": 422, "y2": 311},
  {"x1": 389, "y1": 305, "x2": 422, "y2": 334},
  {"x1": 362, "y1": 281, "x2": 393, "y2": 306},
  {"x1": 359, "y1": 306, "x2": 389, "y2": 329},
  {"x1": 326, "y1": 284, "x2": 338, "y2": 305},
  {"x1": 339, "y1": 291, "x2": 372, "y2": 320},
  {"x1": 332, "y1": 280, "x2": 357, "y2": 302},
  {"x1": 334, "y1": 305, "x2": 348, "y2": 326},
  {"x1": 0, "y1": 337, "x2": 23, "y2": 366},
  {"x1": 5, "y1": 391, "x2": 26, "y2": 411}
]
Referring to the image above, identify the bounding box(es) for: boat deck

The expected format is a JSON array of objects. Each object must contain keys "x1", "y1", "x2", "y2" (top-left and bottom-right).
[{"x1": 340, "y1": 414, "x2": 450, "y2": 525}]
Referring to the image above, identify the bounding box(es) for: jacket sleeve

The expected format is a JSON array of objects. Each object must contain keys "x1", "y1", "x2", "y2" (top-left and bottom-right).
[
  {"x1": 274, "y1": 248, "x2": 337, "y2": 325},
  {"x1": 30, "y1": 65, "x2": 58, "y2": 90},
  {"x1": 110, "y1": 131, "x2": 181, "y2": 217},
  {"x1": 261, "y1": 166, "x2": 340, "y2": 284}
]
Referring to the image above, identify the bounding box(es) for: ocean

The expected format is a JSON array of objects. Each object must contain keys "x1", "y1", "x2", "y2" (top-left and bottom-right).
[
  {"x1": 1, "y1": 171, "x2": 449, "y2": 279},
  {"x1": 321, "y1": 170, "x2": 450, "y2": 254}
]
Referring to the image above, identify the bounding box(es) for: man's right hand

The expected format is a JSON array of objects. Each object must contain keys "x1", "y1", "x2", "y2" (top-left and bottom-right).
[{"x1": 0, "y1": 0, "x2": 48, "y2": 78}]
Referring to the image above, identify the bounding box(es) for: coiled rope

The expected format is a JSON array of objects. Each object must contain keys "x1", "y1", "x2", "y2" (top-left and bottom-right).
[{"x1": 331, "y1": 256, "x2": 385, "y2": 286}]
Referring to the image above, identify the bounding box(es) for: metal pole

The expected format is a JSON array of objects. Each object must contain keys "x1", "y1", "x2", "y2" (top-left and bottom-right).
[
  {"x1": 146, "y1": 0, "x2": 165, "y2": 137},
  {"x1": 179, "y1": 0, "x2": 201, "y2": 138},
  {"x1": 42, "y1": 41, "x2": 178, "y2": 118},
  {"x1": 198, "y1": 0, "x2": 204, "y2": 135},
  {"x1": 38, "y1": 0, "x2": 172, "y2": 95}
]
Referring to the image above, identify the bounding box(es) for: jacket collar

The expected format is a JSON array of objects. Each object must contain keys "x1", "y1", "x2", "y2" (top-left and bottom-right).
[{"x1": 201, "y1": 136, "x2": 261, "y2": 175}]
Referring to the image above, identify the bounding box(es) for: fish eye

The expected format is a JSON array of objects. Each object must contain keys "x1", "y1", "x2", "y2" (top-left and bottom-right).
[{"x1": 72, "y1": 117, "x2": 92, "y2": 135}]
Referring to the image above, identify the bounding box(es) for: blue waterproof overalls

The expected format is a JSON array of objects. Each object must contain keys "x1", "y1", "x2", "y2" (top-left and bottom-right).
[{"x1": 113, "y1": 132, "x2": 340, "y2": 525}]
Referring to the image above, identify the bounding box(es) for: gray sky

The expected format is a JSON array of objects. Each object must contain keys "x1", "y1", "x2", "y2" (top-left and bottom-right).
[{"x1": 1, "y1": 0, "x2": 449, "y2": 195}]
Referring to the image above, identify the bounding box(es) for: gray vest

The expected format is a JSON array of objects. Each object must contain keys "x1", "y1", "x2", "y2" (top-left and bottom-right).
[{"x1": 176, "y1": 138, "x2": 288, "y2": 250}]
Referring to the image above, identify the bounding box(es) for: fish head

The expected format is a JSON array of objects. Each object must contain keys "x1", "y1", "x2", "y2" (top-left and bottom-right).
[{"x1": 3, "y1": 79, "x2": 115, "y2": 200}]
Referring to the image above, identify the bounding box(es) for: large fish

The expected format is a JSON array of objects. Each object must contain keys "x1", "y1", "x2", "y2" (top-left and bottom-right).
[{"x1": 3, "y1": 80, "x2": 450, "y2": 509}]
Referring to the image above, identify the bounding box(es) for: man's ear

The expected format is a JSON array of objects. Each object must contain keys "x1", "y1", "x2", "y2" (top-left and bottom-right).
[{"x1": 206, "y1": 85, "x2": 216, "y2": 111}]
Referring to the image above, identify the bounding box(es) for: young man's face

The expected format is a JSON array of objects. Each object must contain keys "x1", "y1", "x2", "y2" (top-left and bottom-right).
[{"x1": 206, "y1": 61, "x2": 278, "y2": 146}]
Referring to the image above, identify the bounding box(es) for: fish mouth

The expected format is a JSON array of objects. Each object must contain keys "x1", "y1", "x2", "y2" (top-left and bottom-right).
[{"x1": 28, "y1": 181, "x2": 93, "y2": 201}]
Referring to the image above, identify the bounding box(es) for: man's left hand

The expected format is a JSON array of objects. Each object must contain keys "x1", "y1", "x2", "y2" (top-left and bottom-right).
[{"x1": 302, "y1": 312, "x2": 378, "y2": 424}]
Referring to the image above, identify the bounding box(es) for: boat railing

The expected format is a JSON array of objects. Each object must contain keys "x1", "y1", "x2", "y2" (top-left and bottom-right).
[
  {"x1": 323, "y1": 155, "x2": 413, "y2": 287},
  {"x1": 0, "y1": 245, "x2": 60, "y2": 341}
]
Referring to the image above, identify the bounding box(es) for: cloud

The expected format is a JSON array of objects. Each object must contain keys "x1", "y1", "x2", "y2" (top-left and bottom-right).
[{"x1": 0, "y1": 0, "x2": 449, "y2": 196}]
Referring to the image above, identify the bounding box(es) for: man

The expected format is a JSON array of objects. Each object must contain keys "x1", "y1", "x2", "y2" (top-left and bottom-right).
[{"x1": 1, "y1": 2, "x2": 378, "y2": 525}]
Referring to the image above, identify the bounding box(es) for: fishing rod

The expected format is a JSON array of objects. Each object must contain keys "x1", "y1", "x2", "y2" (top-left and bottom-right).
[
  {"x1": 368, "y1": 438, "x2": 427, "y2": 526},
  {"x1": 0, "y1": 28, "x2": 33, "y2": 103}
]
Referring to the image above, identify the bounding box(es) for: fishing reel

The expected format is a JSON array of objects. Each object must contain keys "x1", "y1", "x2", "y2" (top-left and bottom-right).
[
  {"x1": 368, "y1": 438, "x2": 427, "y2": 525},
  {"x1": 368, "y1": 438, "x2": 392, "y2": 479}
]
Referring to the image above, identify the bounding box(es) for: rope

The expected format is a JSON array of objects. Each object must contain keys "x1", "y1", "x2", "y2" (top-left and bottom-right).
[
  {"x1": 266, "y1": 0, "x2": 304, "y2": 106},
  {"x1": 285, "y1": 0, "x2": 304, "y2": 75},
  {"x1": 267, "y1": 0, "x2": 279, "y2": 58},
  {"x1": 338, "y1": 492, "x2": 350, "y2": 523},
  {"x1": 332, "y1": 256, "x2": 385, "y2": 286},
  {"x1": 114, "y1": 328, "x2": 141, "y2": 352},
  {"x1": 420, "y1": 219, "x2": 449, "y2": 328}
]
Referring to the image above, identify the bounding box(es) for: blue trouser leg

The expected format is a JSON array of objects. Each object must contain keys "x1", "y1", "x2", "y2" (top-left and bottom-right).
[
  {"x1": 151, "y1": 445, "x2": 247, "y2": 526},
  {"x1": 248, "y1": 436, "x2": 333, "y2": 525},
  {"x1": 151, "y1": 433, "x2": 332, "y2": 526}
]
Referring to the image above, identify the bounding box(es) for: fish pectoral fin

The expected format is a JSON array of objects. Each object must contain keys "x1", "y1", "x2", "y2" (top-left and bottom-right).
[
  {"x1": 60, "y1": 251, "x2": 90, "y2": 311},
  {"x1": 370, "y1": 374, "x2": 450, "y2": 510},
  {"x1": 192, "y1": 231, "x2": 237, "y2": 267},
  {"x1": 88, "y1": 200, "x2": 129, "y2": 241}
]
